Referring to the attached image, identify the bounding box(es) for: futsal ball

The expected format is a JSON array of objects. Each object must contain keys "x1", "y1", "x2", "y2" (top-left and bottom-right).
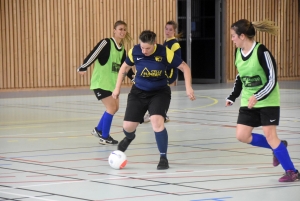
[{"x1": 108, "y1": 150, "x2": 127, "y2": 169}]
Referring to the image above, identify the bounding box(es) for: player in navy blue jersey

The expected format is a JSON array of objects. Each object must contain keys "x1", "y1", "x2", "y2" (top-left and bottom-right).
[
  {"x1": 112, "y1": 30, "x2": 195, "y2": 170},
  {"x1": 143, "y1": 21, "x2": 182, "y2": 123}
]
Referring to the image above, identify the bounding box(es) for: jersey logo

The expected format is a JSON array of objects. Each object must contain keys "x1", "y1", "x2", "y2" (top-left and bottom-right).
[
  {"x1": 112, "y1": 62, "x2": 121, "y2": 73},
  {"x1": 241, "y1": 75, "x2": 262, "y2": 87},
  {"x1": 155, "y1": 56, "x2": 162, "y2": 62},
  {"x1": 137, "y1": 57, "x2": 143, "y2": 60},
  {"x1": 140, "y1": 67, "x2": 163, "y2": 77}
]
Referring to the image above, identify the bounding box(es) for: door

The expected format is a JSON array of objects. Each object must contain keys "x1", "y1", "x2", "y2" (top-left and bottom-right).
[{"x1": 177, "y1": 0, "x2": 223, "y2": 83}]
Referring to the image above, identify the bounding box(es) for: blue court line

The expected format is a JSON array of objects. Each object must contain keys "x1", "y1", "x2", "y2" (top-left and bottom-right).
[
  {"x1": 191, "y1": 197, "x2": 232, "y2": 201},
  {"x1": 0, "y1": 164, "x2": 11, "y2": 166}
]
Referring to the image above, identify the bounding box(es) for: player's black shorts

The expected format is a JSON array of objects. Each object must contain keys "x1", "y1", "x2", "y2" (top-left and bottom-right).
[
  {"x1": 237, "y1": 106, "x2": 280, "y2": 127},
  {"x1": 124, "y1": 85, "x2": 171, "y2": 123},
  {"x1": 93, "y1": 88, "x2": 112, "y2": 100}
]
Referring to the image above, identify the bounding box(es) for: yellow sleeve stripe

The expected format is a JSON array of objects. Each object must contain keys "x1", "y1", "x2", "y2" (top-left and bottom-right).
[
  {"x1": 171, "y1": 43, "x2": 181, "y2": 52},
  {"x1": 166, "y1": 47, "x2": 174, "y2": 64},
  {"x1": 168, "y1": 68, "x2": 174, "y2": 78},
  {"x1": 128, "y1": 48, "x2": 134, "y2": 63}
]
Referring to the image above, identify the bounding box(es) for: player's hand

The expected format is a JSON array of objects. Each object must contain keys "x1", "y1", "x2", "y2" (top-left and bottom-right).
[
  {"x1": 248, "y1": 95, "x2": 257, "y2": 109},
  {"x1": 225, "y1": 100, "x2": 233, "y2": 107},
  {"x1": 78, "y1": 71, "x2": 86, "y2": 76},
  {"x1": 112, "y1": 88, "x2": 120, "y2": 99},
  {"x1": 186, "y1": 88, "x2": 196, "y2": 101}
]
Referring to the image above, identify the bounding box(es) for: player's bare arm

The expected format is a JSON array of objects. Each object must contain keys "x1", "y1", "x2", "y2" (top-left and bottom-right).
[
  {"x1": 177, "y1": 61, "x2": 195, "y2": 101},
  {"x1": 112, "y1": 62, "x2": 132, "y2": 99}
]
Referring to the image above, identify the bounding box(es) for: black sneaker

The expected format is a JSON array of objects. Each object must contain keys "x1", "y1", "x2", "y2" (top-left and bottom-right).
[
  {"x1": 157, "y1": 157, "x2": 169, "y2": 170},
  {"x1": 118, "y1": 135, "x2": 135, "y2": 152},
  {"x1": 91, "y1": 128, "x2": 118, "y2": 145},
  {"x1": 273, "y1": 140, "x2": 288, "y2": 167},
  {"x1": 91, "y1": 127, "x2": 102, "y2": 138},
  {"x1": 99, "y1": 135, "x2": 118, "y2": 145}
]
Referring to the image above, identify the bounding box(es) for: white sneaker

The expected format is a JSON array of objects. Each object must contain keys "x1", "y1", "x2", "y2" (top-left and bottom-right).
[
  {"x1": 165, "y1": 115, "x2": 170, "y2": 123},
  {"x1": 143, "y1": 113, "x2": 151, "y2": 123}
]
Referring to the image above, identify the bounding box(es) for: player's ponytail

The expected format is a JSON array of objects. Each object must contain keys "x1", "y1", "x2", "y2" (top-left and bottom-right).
[{"x1": 231, "y1": 19, "x2": 278, "y2": 39}]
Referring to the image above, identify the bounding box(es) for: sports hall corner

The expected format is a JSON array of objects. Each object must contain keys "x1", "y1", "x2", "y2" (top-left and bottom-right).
[{"x1": 0, "y1": 0, "x2": 300, "y2": 201}]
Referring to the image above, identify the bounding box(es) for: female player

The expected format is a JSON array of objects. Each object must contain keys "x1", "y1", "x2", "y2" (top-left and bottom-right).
[
  {"x1": 143, "y1": 20, "x2": 182, "y2": 123},
  {"x1": 226, "y1": 19, "x2": 299, "y2": 182},
  {"x1": 112, "y1": 30, "x2": 195, "y2": 170},
  {"x1": 77, "y1": 20, "x2": 133, "y2": 145}
]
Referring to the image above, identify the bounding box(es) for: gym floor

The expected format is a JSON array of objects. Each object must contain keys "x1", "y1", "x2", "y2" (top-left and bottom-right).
[{"x1": 0, "y1": 81, "x2": 299, "y2": 201}]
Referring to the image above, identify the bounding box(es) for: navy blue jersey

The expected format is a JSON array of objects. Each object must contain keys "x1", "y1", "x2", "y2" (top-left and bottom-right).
[
  {"x1": 163, "y1": 37, "x2": 181, "y2": 84},
  {"x1": 163, "y1": 37, "x2": 181, "y2": 58},
  {"x1": 126, "y1": 44, "x2": 182, "y2": 91}
]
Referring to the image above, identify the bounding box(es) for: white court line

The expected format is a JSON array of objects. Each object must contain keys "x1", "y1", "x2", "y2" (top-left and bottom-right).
[
  {"x1": 0, "y1": 165, "x2": 280, "y2": 191},
  {"x1": 0, "y1": 190, "x2": 57, "y2": 201},
  {"x1": 0, "y1": 123, "x2": 214, "y2": 138}
]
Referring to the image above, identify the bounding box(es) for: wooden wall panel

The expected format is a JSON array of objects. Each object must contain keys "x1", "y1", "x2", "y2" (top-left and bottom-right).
[
  {"x1": 1, "y1": 0, "x2": 298, "y2": 89},
  {"x1": 0, "y1": 0, "x2": 176, "y2": 89},
  {"x1": 225, "y1": 0, "x2": 300, "y2": 82}
]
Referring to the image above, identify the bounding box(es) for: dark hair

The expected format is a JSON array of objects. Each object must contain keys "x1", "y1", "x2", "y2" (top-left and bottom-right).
[
  {"x1": 139, "y1": 30, "x2": 156, "y2": 44},
  {"x1": 231, "y1": 19, "x2": 278, "y2": 39}
]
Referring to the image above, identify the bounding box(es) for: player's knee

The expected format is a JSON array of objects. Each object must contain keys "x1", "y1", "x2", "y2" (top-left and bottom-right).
[
  {"x1": 263, "y1": 126, "x2": 278, "y2": 143},
  {"x1": 150, "y1": 115, "x2": 164, "y2": 131},
  {"x1": 123, "y1": 121, "x2": 137, "y2": 133},
  {"x1": 236, "y1": 132, "x2": 250, "y2": 143},
  {"x1": 107, "y1": 105, "x2": 119, "y2": 114}
]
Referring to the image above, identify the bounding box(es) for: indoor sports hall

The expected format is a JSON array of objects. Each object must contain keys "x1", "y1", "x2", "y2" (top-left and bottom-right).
[{"x1": 0, "y1": 81, "x2": 299, "y2": 201}]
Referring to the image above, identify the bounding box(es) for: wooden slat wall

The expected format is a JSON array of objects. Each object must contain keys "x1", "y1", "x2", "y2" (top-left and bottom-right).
[
  {"x1": 225, "y1": 0, "x2": 300, "y2": 82},
  {"x1": 0, "y1": 0, "x2": 176, "y2": 89}
]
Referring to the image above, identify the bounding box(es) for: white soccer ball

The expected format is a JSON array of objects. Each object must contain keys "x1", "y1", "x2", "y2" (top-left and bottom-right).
[{"x1": 108, "y1": 150, "x2": 127, "y2": 169}]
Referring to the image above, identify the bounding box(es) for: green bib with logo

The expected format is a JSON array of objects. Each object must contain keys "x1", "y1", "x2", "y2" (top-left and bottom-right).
[
  {"x1": 235, "y1": 43, "x2": 280, "y2": 107},
  {"x1": 90, "y1": 39, "x2": 124, "y2": 92}
]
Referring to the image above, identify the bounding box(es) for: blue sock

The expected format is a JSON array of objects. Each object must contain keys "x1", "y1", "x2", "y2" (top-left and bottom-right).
[
  {"x1": 155, "y1": 128, "x2": 168, "y2": 158},
  {"x1": 96, "y1": 111, "x2": 106, "y2": 132},
  {"x1": 273, "y1": 142, "x2": 296, "y2": 172},
  {"x1": 98, "y1": 111, "x2": 113, "y2": 139},
  {"x1": 250, "y1": 133, "x2": 272, "y2": 149}
]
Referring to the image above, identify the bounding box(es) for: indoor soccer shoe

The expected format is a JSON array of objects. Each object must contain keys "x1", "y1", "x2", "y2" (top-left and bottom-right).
[
  {"x1": 165, "y1": 115, "x2": 170, "y2": 123},
  {"x1": 99, "y1": 135, "x2": 118, "y2": 145},
  {"x1": 118, "y1": 136, "x2": 135, "y2": 152},
  {"x1": 143, "y1": 113, "x2": 151, "y2": 123},
  {"x1": 92, "y1": 128, "x2": 118, "y2": 145},
  {"x1": 279, "y1": 170, "x2": 300, "y2": 182},
  {"x1": 273, "y1": 140, "x2": 288, "y2": 166},
  {"x1": 91, "y1": 127, "x2": 102, "y2": 138},
  {"x1": 157, "y1": 157, "x2": 169, "y2": 170}
]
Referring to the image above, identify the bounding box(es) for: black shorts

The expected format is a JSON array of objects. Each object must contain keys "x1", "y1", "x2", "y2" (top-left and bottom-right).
[
  {"x1": 237, "y1": 106, "x2": 280, "y2": 127},
  {"x1": 124, "y1": 85, "x2": 171, "y2": 123},
  {"x1": 93, "y1": 88, "x2": 112, "y2": 100}
]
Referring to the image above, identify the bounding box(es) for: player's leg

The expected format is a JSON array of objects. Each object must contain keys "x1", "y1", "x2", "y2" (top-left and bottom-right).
[
  {"x1": 91, "y1": 89, "x2": 118, "y2": 144},
  {"x1": 118, "y1": 86, "x2": 147, "y2": 152},
  {"x1": 98, "y1": 96, "x2": 119, "y2": 144},
  {"x1": 260, "y1": 107, "x2": 299, "y2": 182},
  {"x1": 237, "y1": 107, "x2": 278, "y2": 163},
  {"x1": 148, "y1": 87, "x2": 171, "y2": 170}
]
